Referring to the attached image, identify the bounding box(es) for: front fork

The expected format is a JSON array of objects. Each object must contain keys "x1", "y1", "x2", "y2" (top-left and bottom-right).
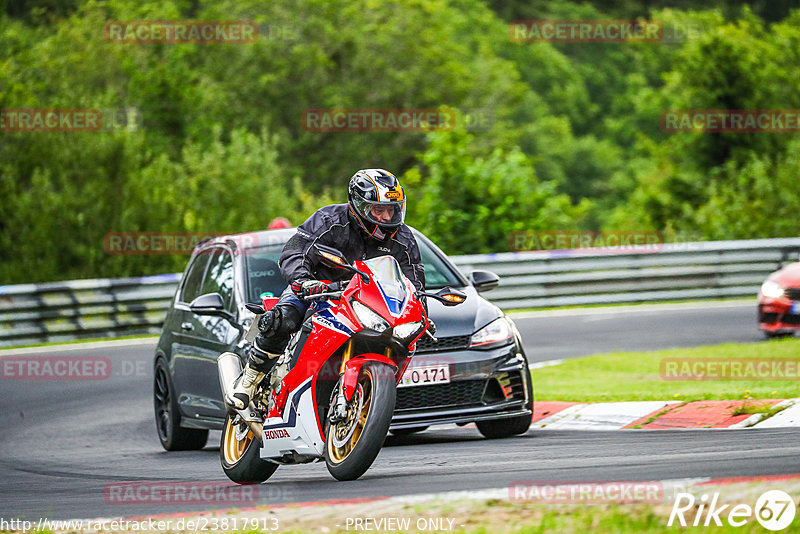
[{"x1": 330, "y1": 342, "x2": 399, "y2": 423}]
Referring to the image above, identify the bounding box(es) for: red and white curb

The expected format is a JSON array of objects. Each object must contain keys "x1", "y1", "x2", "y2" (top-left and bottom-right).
[{"x1": 532, "y1": 399, "x2": 800, "y2": 430}]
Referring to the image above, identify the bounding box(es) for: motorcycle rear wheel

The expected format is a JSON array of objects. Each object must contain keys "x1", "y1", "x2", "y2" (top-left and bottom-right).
[
  {"x1": 325, "y1": 362, "x2": 396, "y2": 481},
  {"x1": 220, "y1": 414, "x2": 278, "y2": 484}
]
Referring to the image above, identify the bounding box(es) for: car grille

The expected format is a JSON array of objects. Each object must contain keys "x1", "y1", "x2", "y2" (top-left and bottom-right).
[
  {"x1": 395, "y1": 380, "x2": 486, "y2": 411},
  {"x1": 415, "y1": 334, "x2": 471, "y2": 353},
  {"x1": 484, "y1": 370, "x2": 527, "y2": 404},
  {"x1": 760, "y1": 312, "x2": 779, "y2": 324},
  {"x1": 503, "y1": 370, "x2": 528, "y2": 402},
  {"x1": 783, "y1": 314, "x2": 800, "y2": 325},
  {"x1": 785, "y1": 288, "x2": 800, "y2": 301}
]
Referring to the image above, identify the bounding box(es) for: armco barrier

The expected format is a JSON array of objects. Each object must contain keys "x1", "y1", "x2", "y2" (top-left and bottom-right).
[
  {"x1": 452, "y1": 238, "x2": 800, "y2": 309},
  {"x1": 1, "y1": 239, "x2": 798, "y2": 347},
  {"x1": 0, "y1": 274, "x2": 180, "y2": 348}
]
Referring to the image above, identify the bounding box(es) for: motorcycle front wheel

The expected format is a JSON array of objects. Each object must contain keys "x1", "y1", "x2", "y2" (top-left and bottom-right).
[
  {"x1": 325, "y1": 362, "x2": 396, "y2": 481},
  {"x1": 220, "y1": 414, "x2": 278, "y2": 484}
]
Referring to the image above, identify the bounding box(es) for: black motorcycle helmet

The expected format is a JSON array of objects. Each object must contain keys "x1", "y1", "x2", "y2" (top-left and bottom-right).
[{"x1": 348, "y1": 169, "x2": 406, "y2": 240}]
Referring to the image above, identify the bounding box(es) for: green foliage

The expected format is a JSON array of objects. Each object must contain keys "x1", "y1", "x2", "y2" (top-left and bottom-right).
[
  {"x1": 1, "y1": 0, "x2": 799, "y2": 283},
  {"x1": 404, "y1": 124, "x2": 587, "y2": 254}
]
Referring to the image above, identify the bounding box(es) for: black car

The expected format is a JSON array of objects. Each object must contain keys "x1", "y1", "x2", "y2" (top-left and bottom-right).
[{"x1": 153, "y1": 228, "x2": 533, "y2": 450}]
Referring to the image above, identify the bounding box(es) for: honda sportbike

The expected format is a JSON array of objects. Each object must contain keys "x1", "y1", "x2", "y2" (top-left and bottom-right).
[{"x1": 217, "y1": 244, "x2": 466, "y2": 483}]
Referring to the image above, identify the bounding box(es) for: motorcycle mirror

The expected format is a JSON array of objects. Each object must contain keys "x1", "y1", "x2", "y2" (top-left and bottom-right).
[
  {"x1": 313, "y1": 243, "x2": 370, "y2": 284},
  {"x1": 314, "y1": 243, "x2": 350, "y2": 269},
  {"x1": 418, "y1": 286, "x2": 467, "y2": 306},
  {"x1": 435, "y1": 287, "x2": 467, "y2": 306},
  {"x1": 245, "y1": 302, "x2": 265, "y2": 314}
]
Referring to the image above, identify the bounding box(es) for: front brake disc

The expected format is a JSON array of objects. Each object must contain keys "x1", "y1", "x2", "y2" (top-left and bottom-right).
[{"x1": 330, "y1": 385, "x2": 364, "y2": 448}]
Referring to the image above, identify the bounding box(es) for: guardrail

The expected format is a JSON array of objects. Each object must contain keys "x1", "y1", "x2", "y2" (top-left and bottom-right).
[
  {"x1": 0, "y1": 274, "x2": 180, "y2": 348},
  {"x1": 1, "y1": 238, "x2": 799, "y2": 347},
  {"x1": 453, "y1": 238, "x2": 800, "y2": 309}
]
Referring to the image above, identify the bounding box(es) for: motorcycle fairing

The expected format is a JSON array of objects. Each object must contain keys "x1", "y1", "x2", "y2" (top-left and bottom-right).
[
  {"x1": 341, "y1": 354, "x2": 398, "y2": 401},
  {"x1": 311, "y1": 299, "x2": 357, "y2": 335},
  {"x1": 260, "y1": 376, "x2": 325, "y2": 460}
]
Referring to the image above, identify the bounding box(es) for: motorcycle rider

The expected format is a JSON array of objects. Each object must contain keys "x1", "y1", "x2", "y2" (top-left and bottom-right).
[{"x1": 227, "y1": 168, "x2": 427, "y2": 410}]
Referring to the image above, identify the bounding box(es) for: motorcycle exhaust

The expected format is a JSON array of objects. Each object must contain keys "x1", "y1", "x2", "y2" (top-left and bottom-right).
[
  {"x1": 217, "y1": 352, "x2": 243, "y2": 405},
  {"x1": 217, "y1": 352, "x2": 264, "y2": 442}
]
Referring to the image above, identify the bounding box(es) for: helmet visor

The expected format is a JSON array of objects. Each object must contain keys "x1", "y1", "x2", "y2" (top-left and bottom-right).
[{"x1": 352, "y1": 197, "x2": 406, "y2": 228}]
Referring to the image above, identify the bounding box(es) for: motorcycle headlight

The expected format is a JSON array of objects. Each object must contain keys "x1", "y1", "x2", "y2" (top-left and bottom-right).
[
  {"x1": 470, "y1": 318, "x2": 514, "y2": 349},
  {"x1": 352, "y1": 301, "x2": 389, "y2": 332},
  {"x1": 393, "y1": 321, "x2": 424, "y2": 341},
  {"x1": 760, "y1": 280, "x2": 785, "y2": 299}
]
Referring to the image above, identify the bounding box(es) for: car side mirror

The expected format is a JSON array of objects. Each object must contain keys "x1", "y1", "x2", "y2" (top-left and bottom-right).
[
  {"x1": 189, "y1": 293, "x2": 233, "y2": 319},
  {"x1": 470, "y1": 270, "x2": 500, "y2": 293}
]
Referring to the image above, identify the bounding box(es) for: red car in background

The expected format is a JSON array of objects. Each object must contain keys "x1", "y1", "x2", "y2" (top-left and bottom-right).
[{"x1": 758, "y1": 262, "x2": 800, "y2": 338}]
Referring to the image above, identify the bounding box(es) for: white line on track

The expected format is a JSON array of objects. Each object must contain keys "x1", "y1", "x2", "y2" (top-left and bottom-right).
[
  {"x1": 0, "y1": 337, "x2": 158, "y2": 356},
  {"x1": 529, "y1": 359, "x2": 565, "y2": 370},
  {"x1": 509, "y1": 299, "x2": 753, "y2": 320}
]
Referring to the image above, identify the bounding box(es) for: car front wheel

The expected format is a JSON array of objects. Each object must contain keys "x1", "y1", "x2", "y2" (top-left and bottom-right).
[{"x1": 154, "y1": 358, "x2": 208, "y2": 451}]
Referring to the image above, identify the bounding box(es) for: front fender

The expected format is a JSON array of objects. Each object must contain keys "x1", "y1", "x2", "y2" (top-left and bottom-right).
[{"x1": 342, "y1": 354, "x2": 398, "y2": 401}]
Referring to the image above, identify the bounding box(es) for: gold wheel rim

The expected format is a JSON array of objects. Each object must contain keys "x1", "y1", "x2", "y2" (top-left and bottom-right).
[
  {"x1": 223, "y1": 417, "x2": 253, "y2": 464},
  {"x1": 327, "y1": 370, "x2": 374, "y2": 464}
]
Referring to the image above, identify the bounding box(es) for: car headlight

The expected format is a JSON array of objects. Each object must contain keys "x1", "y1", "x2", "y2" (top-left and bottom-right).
[
  {"x1": 352, "y1": 301, "x2": 389, "y2": 332},
  {"x1": 760, "y1": 280, "x2": 785, "y2": 299},
  {"x1": 393, "y1": 321, "x2": 424, "y2": 340},
  {"x1": 470, "y1": 317, "x2": 514, "y2": 349}
]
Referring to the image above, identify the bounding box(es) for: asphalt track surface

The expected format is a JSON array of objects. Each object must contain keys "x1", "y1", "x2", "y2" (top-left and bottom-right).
[{"x1": 2, "y1": 301, "x2": 797, "y2": 521}]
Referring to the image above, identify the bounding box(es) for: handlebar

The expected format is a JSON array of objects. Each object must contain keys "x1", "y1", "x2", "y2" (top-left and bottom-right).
[{"x1": 302, "y1": 280, "x2": 346, "y2": 301}]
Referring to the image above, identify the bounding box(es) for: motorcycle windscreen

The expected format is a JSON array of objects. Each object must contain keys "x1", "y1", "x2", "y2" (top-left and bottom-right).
[{"x1": 363, "y1": 255, "x2": 408, "y2": 316}]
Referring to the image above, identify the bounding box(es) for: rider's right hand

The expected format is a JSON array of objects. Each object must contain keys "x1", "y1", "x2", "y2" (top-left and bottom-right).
[{"x1": 291, "y1": 279, "x2": 330, "y2": 297}]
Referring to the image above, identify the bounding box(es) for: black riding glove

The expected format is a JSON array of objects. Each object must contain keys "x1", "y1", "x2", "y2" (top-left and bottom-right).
[{"x1": 257, "y1": 307, "x2": 283, "y2": 336}]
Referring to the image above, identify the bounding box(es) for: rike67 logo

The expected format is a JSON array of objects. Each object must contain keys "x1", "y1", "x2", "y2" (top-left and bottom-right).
[{"x1": 669, "y1": 490, "x2": 796, "y2": 531}]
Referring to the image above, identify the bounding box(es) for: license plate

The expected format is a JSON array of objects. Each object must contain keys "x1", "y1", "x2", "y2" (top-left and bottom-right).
[
  {"x1": 793, "y1": 301, "x2": 800, "y2": 314},
  {"x1": 398, "y1": 364, "x2": 450, "y2": 388}
]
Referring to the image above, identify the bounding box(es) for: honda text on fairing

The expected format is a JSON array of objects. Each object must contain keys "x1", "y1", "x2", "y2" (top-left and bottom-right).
[
  {"x1": 152, "y1": 228, "x2": 534, "y2": 461},
  {"x1": 217, "y1": 244, "x2": 466, "y2": 482}
]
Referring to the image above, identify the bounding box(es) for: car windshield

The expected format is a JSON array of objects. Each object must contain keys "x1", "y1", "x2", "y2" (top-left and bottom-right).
[
  {"x1": 416, "y1": 238, "x2": 463, "y2": 290},
  {"x1": 363, "y1": 256, "x2": 407, "y2": 314},
  {"x1": 242, "y1": 234, "x2": 462, "y2": 300},
  {"x1": 243, "y1": 245, "x2": 288, "y2": 303}
]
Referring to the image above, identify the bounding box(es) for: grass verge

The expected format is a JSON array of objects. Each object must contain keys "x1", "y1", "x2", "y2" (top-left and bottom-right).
[{"x1": 532, "y1": 338, "x2": 800, "y2": 402}]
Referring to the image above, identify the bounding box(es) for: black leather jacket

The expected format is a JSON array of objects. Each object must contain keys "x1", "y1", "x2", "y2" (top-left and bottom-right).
[{"x1": 278, "y1": 204, "x2": 425, "y2": 292}]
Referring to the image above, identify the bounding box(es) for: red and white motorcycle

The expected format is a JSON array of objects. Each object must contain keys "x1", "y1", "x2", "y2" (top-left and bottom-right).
[{"x1": 217, "y1": 244, "x2": 466, "y2": 483}]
